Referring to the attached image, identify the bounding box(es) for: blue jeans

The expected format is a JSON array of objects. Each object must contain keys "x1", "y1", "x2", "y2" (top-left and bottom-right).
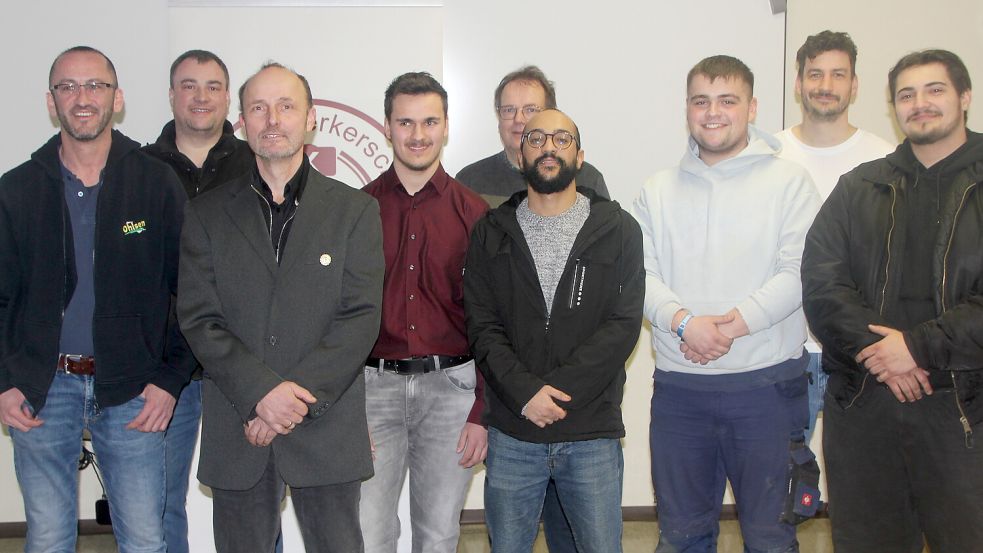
[
  {"x1": 358, "y1": 361, "x2": 477, "y2": 553},
  {"x1": 804, "y1": 353, "x2": 826, "y2": 445},
  {"x1": 484, "y1": 427, "x2": 624, "y2": 553},
  {"x1": 649, "y1": 376, "x2": 806, "y2": 553},
  {"x1": 163, "y1": 379, "x2": 202, "y2": 553},
  {"x1": 10, "y1": 371, "x2": 166, "y2": 553},
  {"x1": 542, "y1": 480, "x2": 578, "y2": 553}
]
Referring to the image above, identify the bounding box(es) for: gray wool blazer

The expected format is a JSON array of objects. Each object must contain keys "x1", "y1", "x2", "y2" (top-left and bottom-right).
[{"x1": 177, "y1": 166, "x2": 383, "y2": 490}]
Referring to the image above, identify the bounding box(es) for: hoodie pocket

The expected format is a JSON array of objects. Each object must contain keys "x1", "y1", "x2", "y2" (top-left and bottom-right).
[{"x1": 92, "y1": 314, "x2": 156, "y2": 381}]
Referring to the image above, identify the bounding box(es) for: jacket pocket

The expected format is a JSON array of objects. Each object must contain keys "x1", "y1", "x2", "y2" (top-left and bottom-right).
[{"x1": 565, "y1": 249, "x2": 619, "y2": 312}]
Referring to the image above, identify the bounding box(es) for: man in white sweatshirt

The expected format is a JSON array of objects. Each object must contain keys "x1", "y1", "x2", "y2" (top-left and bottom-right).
[
  {"x1": 775, "y1": 31, "x2": 895, "y2": 445},
  {"x1": 632, "y1": 55, "x2": 821, "y2": 553}
]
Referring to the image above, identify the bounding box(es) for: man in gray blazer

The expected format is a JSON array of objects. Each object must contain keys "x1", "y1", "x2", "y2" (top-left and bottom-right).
[{"x1": 177, "y1": 61, "x2": 384, "y2": 553}]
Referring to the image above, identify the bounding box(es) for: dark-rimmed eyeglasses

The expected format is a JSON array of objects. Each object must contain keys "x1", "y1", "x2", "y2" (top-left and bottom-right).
[
  {"x1": 50, "y1": 81, "x2": 116, "y2": 97},
  {"x1": 497, "y1": 104, "x2": 542, "y2": 120},
  {"x1": 521, "y1": 130, "x2": 578, "y2": 150}
]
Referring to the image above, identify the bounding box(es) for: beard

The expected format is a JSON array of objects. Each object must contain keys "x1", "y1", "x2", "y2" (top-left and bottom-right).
[
  {"x1": 56, "y1": 102, "x2": 113, "y2": 142},
  {"x1": 521, "y1": 153, "x2": 579, "y2": 195},
  {"x1": 251, "y1": 128, "x2": 305, "y2": 161},
  {"x1": 904, "y1": 108, "x2": 960, "y2": 145},
  {"x1": 802, "y1": 91, "x2": 849, "y2": 122}
]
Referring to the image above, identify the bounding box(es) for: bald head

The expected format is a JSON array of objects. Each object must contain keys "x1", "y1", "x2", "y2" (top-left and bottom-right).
[
  {"x1": 524, "y1": 108, "x2": 581, "y2": 147},
  {"x1": 49, "y1": 46, "x2": 117, "y2": 88}
]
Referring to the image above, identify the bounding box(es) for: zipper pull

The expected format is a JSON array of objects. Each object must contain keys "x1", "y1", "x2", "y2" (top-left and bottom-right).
[
  {"x1": 960, "y1": 415, "x2": 974, "y2": 449},
  {"x1": 952, "y1": 371, "x2": 974, "y2": 448}
]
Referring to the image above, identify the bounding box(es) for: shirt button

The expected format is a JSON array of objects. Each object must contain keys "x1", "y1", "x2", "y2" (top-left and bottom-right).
[
  {"x1": 409, "y1": 264, "x2": 415, "y2": 271},
  {"x1": 408, "y1": 294, "x2": 415, "y2": 300},
  {"x1": 410, "y1": 234, "x2": 416, "y2": 240},
  {"x1": 77, "y1": 191, "x2": 84, "y2": 197},
  {"x1": 269, "y1": 335, "x2": 277, "y2": 346},
  {"x1": 409, "y1": 324, "x2": 416, "y2": 331}
]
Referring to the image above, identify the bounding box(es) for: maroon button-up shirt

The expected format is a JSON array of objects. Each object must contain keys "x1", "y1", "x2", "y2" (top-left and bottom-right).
[{"x1": 363, "y1": 164, "x2": 489, "y2": 424}]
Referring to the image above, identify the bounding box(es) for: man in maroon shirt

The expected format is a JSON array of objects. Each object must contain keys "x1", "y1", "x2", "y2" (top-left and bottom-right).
[{"x1": 359, "y1": 72, "x2": 488, "y2": 553}]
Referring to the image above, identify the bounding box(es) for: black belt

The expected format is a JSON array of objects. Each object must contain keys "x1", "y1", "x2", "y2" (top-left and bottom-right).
[{"x1": 366, "y1": 355, "x2": 472, "y2": 375}]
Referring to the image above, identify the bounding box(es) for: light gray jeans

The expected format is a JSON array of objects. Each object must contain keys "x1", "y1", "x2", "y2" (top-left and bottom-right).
[{"x1": 359, "y1": 360, "x2": 478, "y2": 553}]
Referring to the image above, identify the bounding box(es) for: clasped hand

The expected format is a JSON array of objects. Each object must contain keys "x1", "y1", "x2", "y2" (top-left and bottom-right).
[
  {"x1": 676, "y1": 309, "x2": 748, "y2": 365},
  {"x1": 856, "y1": 324, "x2": 932, "y2": 403},
  {"x1": 244, "y1": 381, "x2": 317, "y2": 446}
]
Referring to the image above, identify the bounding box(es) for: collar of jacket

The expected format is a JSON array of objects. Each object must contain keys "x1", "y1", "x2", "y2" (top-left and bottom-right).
[
  {"x1": 31, "y1": 129, "x2": 141, "y2": 181},
  {"x1": 147, "y1": 120, "x2": 240, "y2": 161},
  {"x1": 483, "y1": 186, "x2": 623, "y2": 257}
]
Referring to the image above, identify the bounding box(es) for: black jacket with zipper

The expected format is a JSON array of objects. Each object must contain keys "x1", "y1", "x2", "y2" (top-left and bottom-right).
[
  {"x1": 0, "y1": 131, "x2": 195, "y2": 413},
  {"x1": 464, "y1": 187, "x2": 644, "y2": 443},
  {"x1": 142, "y1": 120, "x2": 254, "y2": 199},
  {"x1": 802, "y1": 131, "x2": 983, "y2": 428}
]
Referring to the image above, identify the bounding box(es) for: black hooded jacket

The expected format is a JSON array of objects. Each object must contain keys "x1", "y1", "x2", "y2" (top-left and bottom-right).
[
  {"x1": 0, "y1": 131, "x2": 195, "y2": 412},
  {"x1": 803, "y1": 131, "x2": 983, "y2": 430},
  {"x1": 464, "y1": 188, "x2": 644, "y2": 443}
]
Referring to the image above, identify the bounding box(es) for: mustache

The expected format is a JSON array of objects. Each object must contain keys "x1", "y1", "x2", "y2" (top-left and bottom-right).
[
  {"x1": 808, "y1": 91, "x2": 841, "y2": 101},
  {"x1": 907, "y1": 107, "x2": 942, "y2": 121},
  {"x1": 534, "y1": 152, "x2": 564, "y2": 166}
]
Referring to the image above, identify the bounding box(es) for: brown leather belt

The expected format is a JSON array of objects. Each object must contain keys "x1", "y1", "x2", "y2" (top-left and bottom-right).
[{"x1": 57, "y1": 354, "x2": 95, "y2": 375}]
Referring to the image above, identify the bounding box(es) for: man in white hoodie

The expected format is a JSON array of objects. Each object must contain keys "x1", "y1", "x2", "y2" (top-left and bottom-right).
[{"x1": 632, "y1": 55, "x2": 821, "y2": 553}]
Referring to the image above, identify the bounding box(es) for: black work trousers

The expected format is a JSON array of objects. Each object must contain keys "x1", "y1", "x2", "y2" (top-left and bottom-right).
[{"x1": 823, "y1": 382, "x2": 983, "y2": 553}]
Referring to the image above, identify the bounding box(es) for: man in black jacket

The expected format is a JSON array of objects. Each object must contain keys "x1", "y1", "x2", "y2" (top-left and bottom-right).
[
  {"x1": 464, "y1": 109, "x2": 643, "y2": 553},
  {"x1": 142, "y1": 49, "x2": 253, "y2": 553},
  {"x1": 0, "y1": 46, "x2": 193, "y2": 552},
  {"x1": 803, "y1": 49, "x2": 983, "y2": 553}
]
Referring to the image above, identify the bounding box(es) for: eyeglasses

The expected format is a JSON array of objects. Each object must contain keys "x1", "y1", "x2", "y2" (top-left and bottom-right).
[
  {"x1": 521, "y1": 130, "x2": 578, "y2": 150},
  {"x1": 50, "y1": 81, "x2": 116, "y2": 97},
  {"x1": 497, "y1": 104, "x2": 542, "y2": 120}
]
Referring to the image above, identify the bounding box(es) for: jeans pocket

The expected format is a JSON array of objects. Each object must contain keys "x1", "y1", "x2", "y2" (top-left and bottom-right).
[{"x1": 442, "y1": 361, "x2": 476, "y2": 393}]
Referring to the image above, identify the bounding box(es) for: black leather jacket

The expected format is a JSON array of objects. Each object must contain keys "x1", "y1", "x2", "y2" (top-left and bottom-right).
[{"x1": 803, "y1": 132, "x2": 983, "y2": 435}]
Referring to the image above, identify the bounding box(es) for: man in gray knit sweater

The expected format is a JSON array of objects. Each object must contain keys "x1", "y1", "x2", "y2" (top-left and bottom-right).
[{"x1": 465, "y1": 109, "x2": 644, "y2": 553}]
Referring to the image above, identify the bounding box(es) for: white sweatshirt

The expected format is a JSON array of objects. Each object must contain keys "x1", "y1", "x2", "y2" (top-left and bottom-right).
[{"x1": 632, "y1": 126, "x2": 822, "y2": 374}]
